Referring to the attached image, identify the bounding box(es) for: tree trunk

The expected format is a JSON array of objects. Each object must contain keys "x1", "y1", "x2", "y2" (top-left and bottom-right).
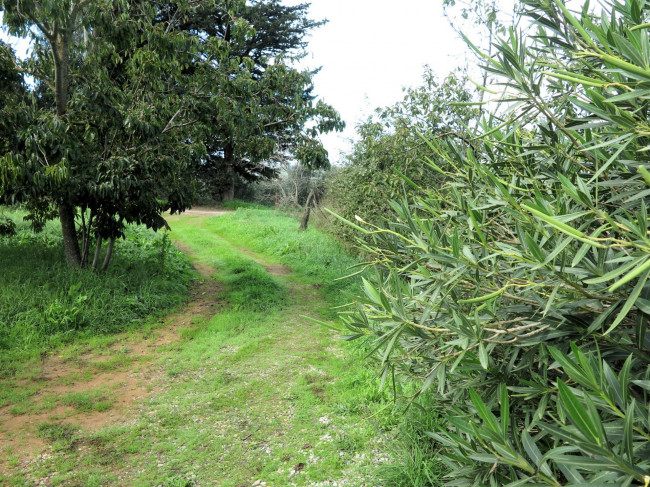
[
  {"x1": 222, "y1": 168, "x2": 235, "y2": 201},
  {"x1": 299, "y1": 189, "x2": 315, "y2": 231},
  {"x1": 92, "y1": 235, "x2": 103, "y2": 270},
  {"x1": 59, "y1": 203, "x2": 82, "y2": 267},
  {"x1": 221, "y1": 143, "x2": 236, "y2": 202},
  {"x1": 53, "y1": 30, "x2": 80, "y2": 266},
  {"x1": 101, "y1": 237, "x2": 115, "y2": 272}
]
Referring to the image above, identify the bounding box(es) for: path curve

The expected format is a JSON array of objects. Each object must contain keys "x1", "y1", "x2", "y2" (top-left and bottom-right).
[{"x1": 181, "y1": 207, "x2": 233, "y2": 216}]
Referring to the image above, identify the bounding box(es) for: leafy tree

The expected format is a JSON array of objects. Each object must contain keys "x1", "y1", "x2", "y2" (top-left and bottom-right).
[
  {"x1": 0, "y1": 1, "x2": 238, "y2": 267},
  {"x1": 326, "y1": 68, "x2": 476, "y2": 242},
  {"x1": 0, "y1": 40, "x2": 26, "y2": 159},
  {"x1": 337, "y1": 0, "x2": 650, "y2": 484}
]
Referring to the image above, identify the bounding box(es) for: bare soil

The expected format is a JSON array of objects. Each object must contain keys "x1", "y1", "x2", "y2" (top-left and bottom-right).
[
  {"x1": 181, "y1": 207, "x2": 233, "y2": 216},
  {"x1": 0, "y1": 266, "x2": 224, "y2": 471}
]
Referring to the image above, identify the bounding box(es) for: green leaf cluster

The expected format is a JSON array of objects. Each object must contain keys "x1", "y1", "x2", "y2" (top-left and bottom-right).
[
  {"x1": 325, "y1": 69, "x2": 477, "y2": 244},
  {"x1": 339, "y1": 0, "x2": 650, "y2": 484}
]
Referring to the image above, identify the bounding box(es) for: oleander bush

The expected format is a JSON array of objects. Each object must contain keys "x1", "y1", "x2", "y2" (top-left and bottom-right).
[{"x1": 338, "y1": 0, "x2": 650, "y2": 484}]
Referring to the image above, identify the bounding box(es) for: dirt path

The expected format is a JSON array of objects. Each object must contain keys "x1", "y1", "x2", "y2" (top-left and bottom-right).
[
  {"x1": 181, "y1": 207, "x2": 233, "y2": 216},
  {"x1": 0, "y1": 272, "x2": 223, "y2": 472},
  {"x1": 0, "y1": 213, "x2": 383, "y2": 486}
]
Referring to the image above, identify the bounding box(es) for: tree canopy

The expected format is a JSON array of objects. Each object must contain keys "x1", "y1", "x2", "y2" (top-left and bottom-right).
[
  {"x1": 180, "y1": 0, "x2": 343, "y2": 201},
  {"x1": 0, "y1": 0, "x2": 341, "y2": 267}
]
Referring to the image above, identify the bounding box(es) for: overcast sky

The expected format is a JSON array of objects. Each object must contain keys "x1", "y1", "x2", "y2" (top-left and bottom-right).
[{"x1": 287, "y1": 0, "x2": 471, "y2": 163}]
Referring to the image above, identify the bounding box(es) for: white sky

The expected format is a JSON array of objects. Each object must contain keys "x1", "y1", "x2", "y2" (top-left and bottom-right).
[{"x1": 288, "y1": 0, "x2": 471, "y2": 163}]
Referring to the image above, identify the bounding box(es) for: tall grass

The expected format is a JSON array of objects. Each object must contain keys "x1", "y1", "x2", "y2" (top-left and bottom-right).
[{"x1": 0, "y1": 207, "x2": 192, "y2": 374}]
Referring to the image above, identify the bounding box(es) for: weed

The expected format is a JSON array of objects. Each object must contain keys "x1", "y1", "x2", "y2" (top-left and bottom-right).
[
  {"x1": 36, "y1": 422, "x2": 79, "y2": 451},
  {"x1": 62, "y1": 390, "x2": 114, "y2": 413},
  {"x1": 376, "y1": 394, "x2": 447, "y2": 487},
  {"x1": 162, "y1": 477, "x2": 196, "y2": 487}
]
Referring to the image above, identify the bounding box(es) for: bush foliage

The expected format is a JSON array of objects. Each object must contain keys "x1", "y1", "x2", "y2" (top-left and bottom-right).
[
  {"x1": 325, "y1": 68, "x2": 476, "y2": 243},
  {"x1": 339, "y1": 0, "x2": 650, "y2": 485}
]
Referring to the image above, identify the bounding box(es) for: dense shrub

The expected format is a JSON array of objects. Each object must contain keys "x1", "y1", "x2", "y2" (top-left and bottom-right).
[
  {"x1": 324, "y1": 69, "x2": 476, "y2": 244},
  {"x1": 340, "y1": 0, "x2": 650, "y2": 484}
]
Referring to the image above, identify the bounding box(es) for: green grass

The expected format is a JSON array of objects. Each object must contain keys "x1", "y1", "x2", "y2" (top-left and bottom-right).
[
  {"x1": 0, "y1": 208, "x2": 445, "y2": 486},
  {"x1": 0, "y1": 211, "x2": 393, "y2": 486},
  {"x1": 220, "y1": 199, "x2": 269, "y2": 211},
  {"x1": 62, "y1": 390, "x2": 115, "y2": 413},
  {"x1": 0, "y1": 207, "x2": 193, "y2": 373},
  {"x1": 200, "y1": 207, "x2": 362, "y2": 311},
  {"x1": 36, "y1": 422, "x2": 80, "y2": 451}
]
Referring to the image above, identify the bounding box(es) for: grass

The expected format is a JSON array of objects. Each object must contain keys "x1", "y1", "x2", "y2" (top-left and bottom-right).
[
  {"x1": 62, "y1": 390, "x2": 114, "y2": 413},
  {"x1": 220, "y1": 199, "x2": 269, "y2": 211},
  {"x1": 0, "y1": 207, "x2": 445, "y2": 486},
  {"x1": 0, "y1": 207, "x2": 192, "y2": 373},
  {"x1": 202, "y1": 207, "x2": 362, "y2": 311}
]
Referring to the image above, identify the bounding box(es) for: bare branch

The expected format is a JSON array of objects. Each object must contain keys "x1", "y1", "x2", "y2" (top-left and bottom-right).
[{"x1": 162, "y1": 109, "x2": 183, "y2": 134}]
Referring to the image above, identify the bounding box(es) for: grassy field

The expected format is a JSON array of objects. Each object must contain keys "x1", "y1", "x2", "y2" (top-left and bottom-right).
[
  {"x1": 0, "y1": 207, "x2": 445, "y2": 486},
  {"x1": 0, "y1": 208, "x2": 390, "y2": 486}
]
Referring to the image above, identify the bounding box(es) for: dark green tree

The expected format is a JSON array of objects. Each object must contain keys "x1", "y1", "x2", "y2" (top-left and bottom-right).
[
  {"x1": 0, "y1": 40, "x2": 26, "y2": 159},
  {"x1": 173, "y1": 0, "x2": 343, "y2": 201},
  {"x1": 0, "y1": 0, "x2": 231, "y2": 267}
]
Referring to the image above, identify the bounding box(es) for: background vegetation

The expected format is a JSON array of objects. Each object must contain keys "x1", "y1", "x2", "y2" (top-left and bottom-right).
[{"x1": 5, "y1": 0, "x2": 650, "y2": 485}]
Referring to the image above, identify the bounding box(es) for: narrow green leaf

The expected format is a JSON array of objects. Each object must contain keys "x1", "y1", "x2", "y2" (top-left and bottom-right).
[
  {"x1": 469, "y1": 389, "x2": 500, "y2": 434},
  {"x1": 362, "y1": 277, "x2": 383, "y2": 306},
  {"x1": 421, "y1": 364, "x2": 439, "y2": 393},
  {"x1": 458, "y1": 287, "x2": 505, "y2": 304},
  {"x1": 500, "y1": 384, "x2": 509, "y2": 438},
  {"x1": 603, "y1": 361, "x2": 624, "y2": 409},
  {"x1": 552, "y1": 0, "x2": 597, "y2": 48},
  {"x1": 608, "y1": 258, "x2": 650, "y2": 292},
  {"x1": 522, "y1": 204, "x2": 604, "y2": 247},
  {"x1": 323, "y1": 208, "x2": 369, "y2": 233},
  {"x1": 558, "y1": 381, "x2": 601, "y2": 444},
  {"x1": 572, "y1": 241, "x2": 592, "y2": 267},
  {"x1": 584, "y1": 256, "x2": 644, "y2": 285},
  {"x1": 624, "y1": 398, "x2": 636, "y2": 464},
  {"x1": 605, "y1": 267, "x2": 650, "y2": 334},
  {"x1": 479, "y1": 343, "x2": 489, "y2": 370},
  {"x1": 631, "y1": 380, "x2": 650, "y2": 391}
]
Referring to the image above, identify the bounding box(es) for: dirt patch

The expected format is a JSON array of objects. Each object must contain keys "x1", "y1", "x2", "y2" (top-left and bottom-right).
[
  {"x1": 0, "y1": 277, "x2": 223, "y2": 473},
  {"x1": 181, "y1": 207, "x2": 233, "y2": 217},
  {"x1": 236, "y1": 247, "x2": 292, "y2": 276},
  {"x1": 173, "y1": 241, "x2": 214, "y2": 277}
]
